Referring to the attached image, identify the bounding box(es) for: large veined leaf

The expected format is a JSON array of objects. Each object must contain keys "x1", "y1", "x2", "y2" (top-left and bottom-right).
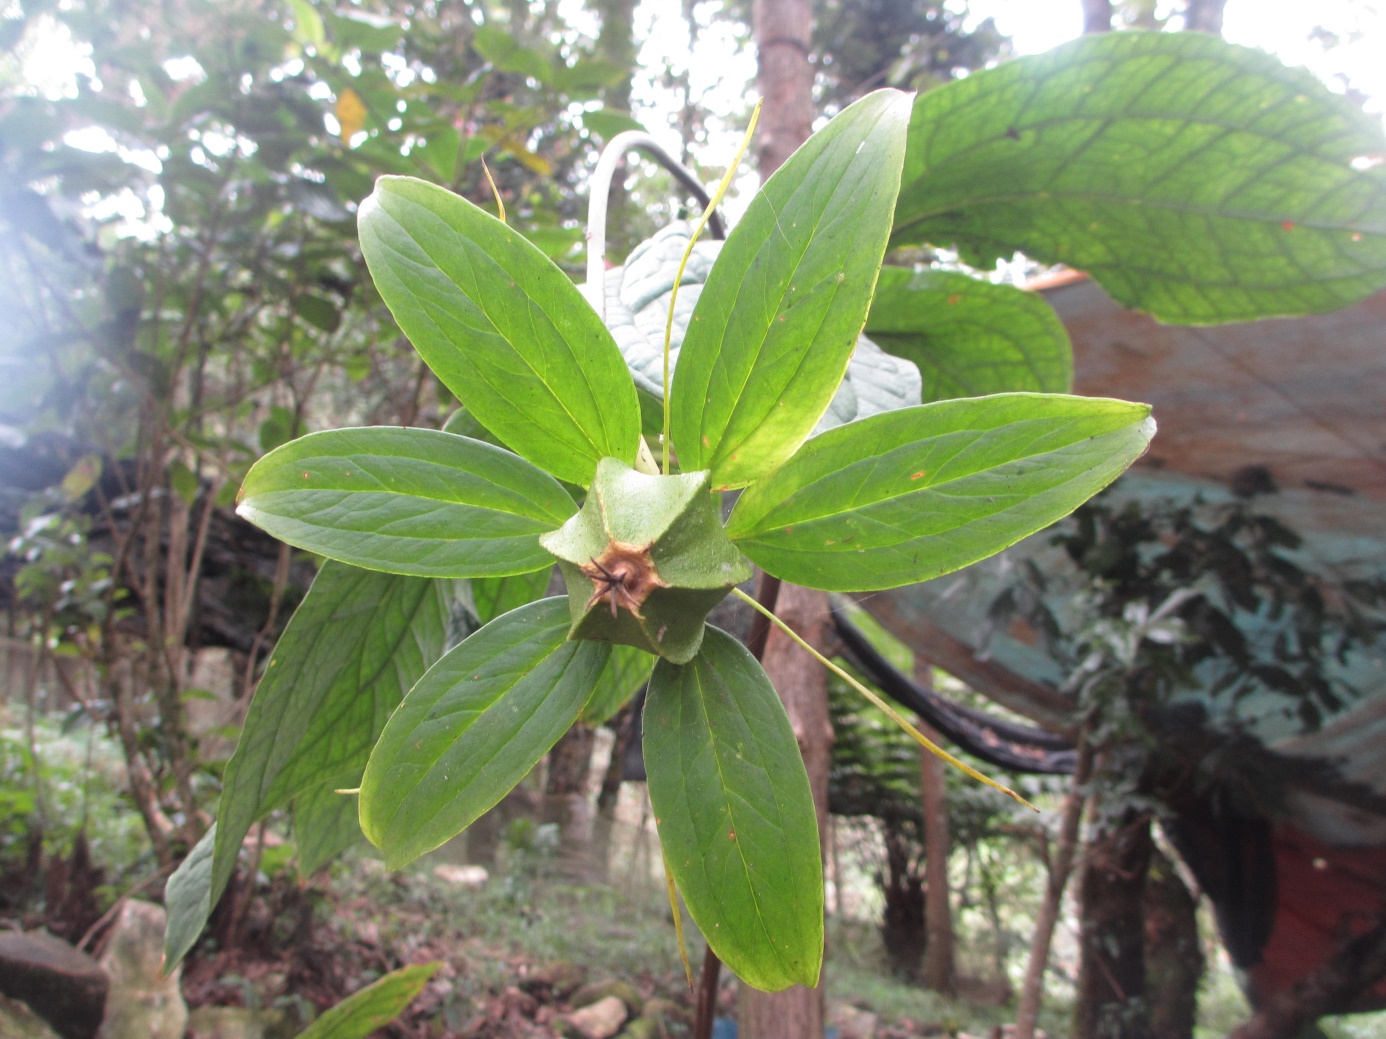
[
  {"x1": 469, "y1": 565, "x2": 553, "y2": 626},
  {"x1": 645, "y1": 628, "x2": 823, "y2": 991},
  {"x1": 295, "y1": 963, "x2": 441, "y2": 1039},
  {"x1": 360, "y1": 597, "x2": 609, "y2": 868},
  {"x1": 866, "y1": 268, "x2": 1072, "y2": 401},
  {"x1": 581, "y1": 643, "x2": 653, "y2": 726},
  {"x1": 163, "y1": 825, "x2": 215, "y2": 971},
  {"x1": 211, "y1": 565, "x2": 450, "y2": 917},
  {"x1": 237, "y1": 428, "x2": 575, "y2": 578},
  {"x1": 890, "y1": 32, "x2": 1386, "y2": 323},
  {"x1": 359, "y1": 176, "x2": 641, "y2": 485},
  {"x1": 725, "y1": 394, "x2": 1154, "y2": 592},
  {"x1": 295, "y1": 774, "x2": 366, "y2": 878},
  {"x1": 671, "y1": 89, "x2": 912, "y2": 488}
]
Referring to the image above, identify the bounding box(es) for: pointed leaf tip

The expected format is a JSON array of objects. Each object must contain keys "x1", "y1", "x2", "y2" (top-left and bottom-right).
[
  {"x1": 360, "y1": 597, "x2": 610, "y2": 868},
  {"x1": 671, "y1": 89, "x2": 913, "y2": 487},
  {"x1": 645, "y1": 628, "x2": 823, "y2": 991}
]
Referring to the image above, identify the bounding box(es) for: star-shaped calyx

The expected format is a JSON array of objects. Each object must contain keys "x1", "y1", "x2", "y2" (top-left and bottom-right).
[{"x1": 540, "y1": 457, "x2": 751, "y2": 664}]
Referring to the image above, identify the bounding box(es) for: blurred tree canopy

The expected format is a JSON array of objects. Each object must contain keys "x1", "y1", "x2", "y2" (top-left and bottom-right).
[{"x1": 0, "y1": 0, "x2": 653, "y2": 862}]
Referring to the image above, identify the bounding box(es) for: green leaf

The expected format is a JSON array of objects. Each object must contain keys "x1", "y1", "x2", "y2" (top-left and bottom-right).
[
  {"x1": 237, "y1": 427, "x2": 576, "y2": 578},
  {"x1": 163, "y1": 824, "x2": 215, "y2": 972},
  {"x1": 258, "y1": 404, "x2": 295, "y2": 453},
  {"x1": 295, "y1": 962, "x2": 441, "y2": 1039},
  {"x1": 412, "y1": 124, "x2": 463, "y2": 183},
  {"x1": 581, "y1": 108, "x2": 646, "y2": 141},
  {"x1": 294, "y1": 293, "x2": 340, "y2": 332},
  {"x1": 725, "y1": 394, "x2": 1155, "y2": 592},
  {"x1": 469, "y1": 566, "x2": 552, "y2": 626},
  {"x1": 286, "y1": 0, "x2": 325, "y2": 48},
  {"x1": 168, "y1": 460, "x2": 199, "y2": 506},
  {"x1": 441, "y1": 405, "x2": 505, "y2": 448},
  {"x1": 472, "y1": 25, "x2": 551, "y2": 84},
  {"x1": 671, "y1": 89, "x2": 913, "y2": 488},
  {"x1": 866, "y1": 268, "x2": 1072, "y2": 400},
  {"x1": 645, "y1": 627, "x2": 823, "y2": 991},
  {"x1": 212, "y1": 565, "x2": 450, "y2": 914},
  {"x1": 890, "y1": 32, "x2": 1386, "y2": 323},
  {"x1": 359, "y1": 176, "x2": 640, "y2": 485},
  {"x1": 360, "y1": 597, "x2": 609, "y2": 869},
  {"x1": 551, "y1": 58, "x2": 628, "y2": 98},
  {"x1": 295, "y1": 778, "x2": 364, "y2": 878},
  {"x1": 581, "y1": 643, "x2": 652, "y2": 726}
]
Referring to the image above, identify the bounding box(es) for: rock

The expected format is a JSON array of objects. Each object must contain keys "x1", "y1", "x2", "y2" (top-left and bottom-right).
[
  {"x1": 0, "y1": 992, "x2": 63, "y2": 1039},
  {"x1": 616, "y1": 1018, "x2": 658, "y2": 1039},
  {"x1": 0, "y1": 929, "x2": 108, "y2": 1039},
  {"x1": 571, "y1": 979, "x2": 644, "y2": 1015},
  {"x1": 499, "y1": 986, "x2": 540, "y2": 1018},
  {"x1": 96, "y1": 900, "x2": 187, "y2": 1039},
  {"x1": 556, "y1": 995, "x2": 628, "y2": 1039},
  {"x1": 519, "y1": 960, "x2": 586, "y2": 999},
  {"x1": 827, "y1": 1002, "x2": 878, "y2": 1039},
  {"x1": 431, "y1": 863, "x2": 489, "y2": 889},
  {"x1": 955, "y1": 975, "x2": 1013, "y2": 1006},
  {"x1": 640, "y1": 997, "x2": 686, "y2": 1026},
  {"x1": 186, "y1": 1006, "x2": 294, "y2": 1039}
]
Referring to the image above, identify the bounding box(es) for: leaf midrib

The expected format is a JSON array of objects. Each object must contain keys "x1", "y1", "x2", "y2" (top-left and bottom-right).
[
  {"x1": 686, "y1": 656, "x2": 799, "y2": 982},
  {"x1": 687, "y1": 99, "x2": 895, "y2": 469},
  {"x1": 384, "y1": 191, "x2": 624, "y2": 465},
  {"x1": 901, "y1": 186, "x2": 1386, "y2": 236},
  {"x1": 733, "y1": 417, "x2": 1136, "y2": 534},
  {"x1": 383, "y1": 624, "x2": 578, "y2": 849}
]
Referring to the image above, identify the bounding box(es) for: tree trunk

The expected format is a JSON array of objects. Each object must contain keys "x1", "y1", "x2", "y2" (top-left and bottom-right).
[
  {"x1": 596, "y1": 700, "x2": 635, "y2": 813},
  {"x1": 737, "y1": 582, "x2": 833, "y2": 1039},
  {"x1": 1014, "y1": 737, "x2": 1094, "y2": 1039},
  {"x1": 594, "y1": 0, "x2": 637, "y2": 259},
  {"x1": 547, "y1": 722, "x2": 597, "y2": 797},
  {"x1": 544, "y1": 723, "x2": 598, "y2": 852},
  {"x1": 879, "y1": 825, "x2": 925, "y2": 978},
  {"x1": 1183, "y1": 0, "x2": 1226, "y2": 35},
  {"x1": 916, "y1": 660, "x2": 955, "y2": 994},
  {"x1": 1082, "y1": 0, "x2": 1115, "y2": 33},
  {"x1": 753, "y1": 0, "x2": 813, "y2": 179},
  {"x1": 1074, "y1": 807, "x2": 1155, "y2": 1039},
  {"x1": 1144, "y1": 847, "x2": 1203, "y2": 1039},
  {"x1": 736, "y1": 1, "x2": 823, "y2": 1033}
]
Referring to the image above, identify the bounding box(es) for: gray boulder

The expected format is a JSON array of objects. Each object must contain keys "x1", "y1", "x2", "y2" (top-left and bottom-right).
[
  {"x1": 96, "y1": 900, "x2": 187, "y2": 1039},
  {"x1": 0, "y1": 929, "x2": 108, "y2": 1039},
  {"x1": 0, "y1": 992, "x2": 63, "y2": 1039}
]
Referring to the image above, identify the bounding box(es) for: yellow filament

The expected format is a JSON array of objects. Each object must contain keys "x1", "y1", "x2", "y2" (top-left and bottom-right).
[{"x1": 730, "y1": 588, "x2": 1037, "y2": 812}]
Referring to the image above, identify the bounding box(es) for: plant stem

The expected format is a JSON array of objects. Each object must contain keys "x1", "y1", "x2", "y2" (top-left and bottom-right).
[
  {"x1": 1015, "y1": 727, "x2": 1093, "y2": 1039},
  {"x1": 730, "y1": 587, "x2": 1037, "y2": 811},
  {"x1": 660, "y1": 100, "x2": 762, "y2": 474}
]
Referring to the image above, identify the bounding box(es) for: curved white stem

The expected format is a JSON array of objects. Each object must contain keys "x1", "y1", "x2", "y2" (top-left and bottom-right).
[{"x1": 584, "y1": 131, "x2": 722, "y2": 322}]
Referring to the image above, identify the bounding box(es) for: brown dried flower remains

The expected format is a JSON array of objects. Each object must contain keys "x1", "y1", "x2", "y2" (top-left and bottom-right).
[{"x1": 580, "y1": 541, "x2": 667, "y2": 619}]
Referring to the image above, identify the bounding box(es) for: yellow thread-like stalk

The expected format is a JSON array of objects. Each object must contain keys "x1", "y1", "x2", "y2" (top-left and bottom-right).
[
  {"x1": 663, "y1": 848, "x2": 695, "y2": 993},
  {"x1": 481, "y1": 156, "x2": 506, "y2": 224},
  {"x1": 661, "y1": 100, "x2": 762, "y2": 474},
  {"x1": 730, "y1": 588, "x2": 1037, "y2": 811}
]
